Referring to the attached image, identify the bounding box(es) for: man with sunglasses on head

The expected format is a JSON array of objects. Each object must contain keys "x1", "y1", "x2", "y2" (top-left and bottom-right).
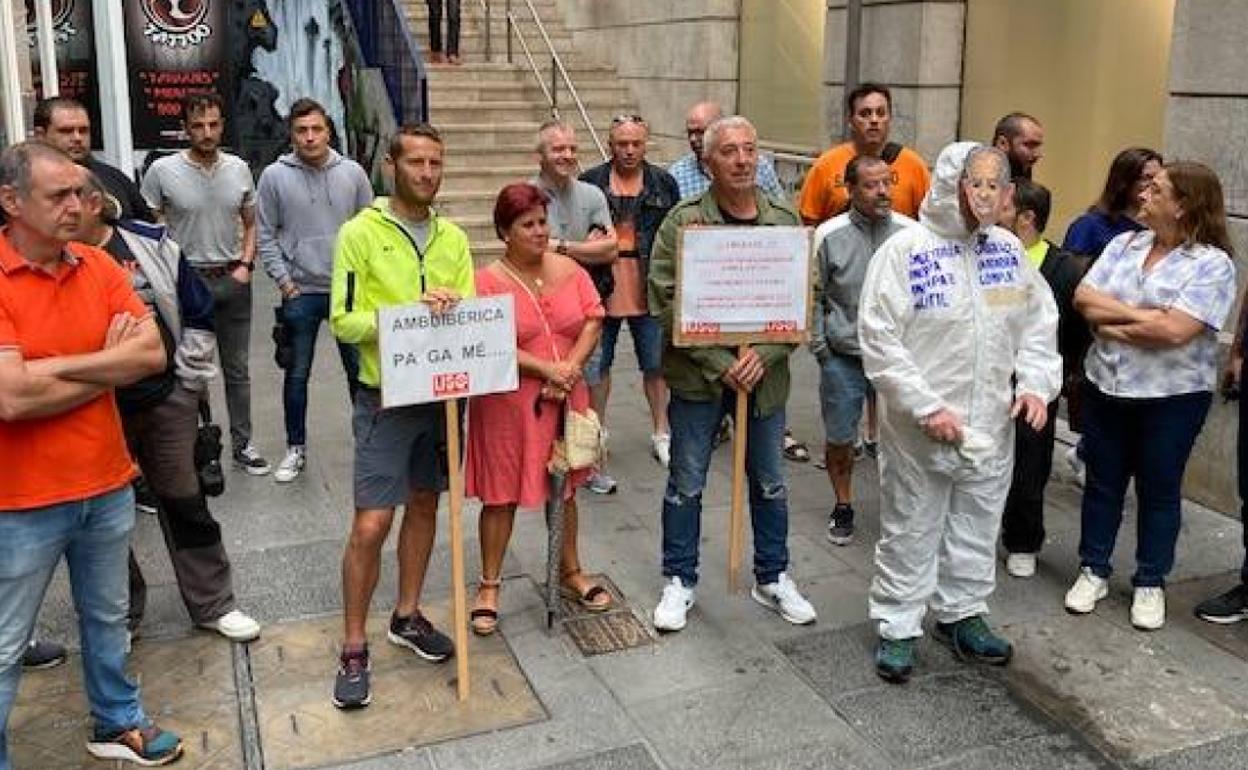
[{"x1": 580, "y1": 115, "x2": 680, "y2": 469}]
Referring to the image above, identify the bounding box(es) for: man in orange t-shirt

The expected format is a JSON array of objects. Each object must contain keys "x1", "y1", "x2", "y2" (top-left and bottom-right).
[
  {"x1": 0, "y1": 142, "x2": 183, "y2": 766},
  {"x1": 798, "y1": 83, "x2": 932, "y2": 226}
]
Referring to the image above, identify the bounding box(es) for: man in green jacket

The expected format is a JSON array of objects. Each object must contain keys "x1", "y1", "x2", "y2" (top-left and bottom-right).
[
  {"x1": 328, "y1": 124, "x2": 474, "y2": 709},
  {"x1": 648, "y1": 115, "x2": 817, "y2": 632}
]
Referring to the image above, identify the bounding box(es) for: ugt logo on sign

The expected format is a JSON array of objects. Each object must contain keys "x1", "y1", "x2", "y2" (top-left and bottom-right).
[{"x1": 432, "y1": 372, "x2": 470, "y2": 397}]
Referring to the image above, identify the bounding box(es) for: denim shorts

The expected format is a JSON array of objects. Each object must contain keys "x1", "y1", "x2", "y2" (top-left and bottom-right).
[
  {"x1": 351, "y1": 388, "x2": 447, "y2": 509},
  {"x1": 596, "y1": 314, "x2": 663, "y2": 379},
  {"x1": 819, "y1": 352, "x2": 873, "y2": 445}
]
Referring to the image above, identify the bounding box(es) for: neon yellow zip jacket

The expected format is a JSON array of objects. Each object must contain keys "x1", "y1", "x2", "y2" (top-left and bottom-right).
[{"x1": 330, "y1": 198, "x2": 475, "y2": 388}]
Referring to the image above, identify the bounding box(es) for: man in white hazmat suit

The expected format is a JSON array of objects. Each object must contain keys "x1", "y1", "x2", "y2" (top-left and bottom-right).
[{"x1": 858, "y1": 142, "x2": 1061, "y2": 683}]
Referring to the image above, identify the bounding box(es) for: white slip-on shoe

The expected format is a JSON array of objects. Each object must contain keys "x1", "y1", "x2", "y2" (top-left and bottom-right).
[
  {"x1": 199, "y1": 609, "x2": 262, "y2": 642},
  {"x1": 1131, "y1": 587, "x2": 1166, "y2": 631},
  {"x1": 1005, "y1": 552, "x2": 1037, "y2": 578},
  {"x1": 752, "y1": 572, "x2": 817, "y2": 625},
  {"x1": 1064, "y1": 567, "x2": 1109, "y2": 614},
  {"x1": 273, "y1": 446, "x2": 306, "y2": 483},
  {"x1": 653, "y1": 576, "x2": 695, "y2": 632}
]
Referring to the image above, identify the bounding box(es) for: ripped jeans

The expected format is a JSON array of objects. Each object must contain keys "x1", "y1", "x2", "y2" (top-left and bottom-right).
[{"x1": 661, "y1": 391, "x2": 790, "y2": 587}]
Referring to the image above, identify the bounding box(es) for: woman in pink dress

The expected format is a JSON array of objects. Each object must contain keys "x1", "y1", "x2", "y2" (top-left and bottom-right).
[{"x1": 465, "y1": 183, "x2": 612, "y2": 634}]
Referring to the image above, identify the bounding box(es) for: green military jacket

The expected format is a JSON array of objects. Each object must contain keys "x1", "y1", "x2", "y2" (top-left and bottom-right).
[{"x1": 647, "y1": 188, "x2": 801, "y2": 417}]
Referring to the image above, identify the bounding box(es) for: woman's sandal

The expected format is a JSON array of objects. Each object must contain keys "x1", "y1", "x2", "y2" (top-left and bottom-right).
[
  {"x1": 471, "y1": 577, "x2": 501, "y2": 636},
  {"x1": 560, "y1": 570, "x2": 613, "y2": 613},
  {"x1": 783, "y1": 430, "x2": 811, "y2": 463}
]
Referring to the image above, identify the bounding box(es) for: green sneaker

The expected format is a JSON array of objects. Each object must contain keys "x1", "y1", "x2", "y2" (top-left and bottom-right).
[
  {"x1": 875, "y1": 637, "x2": 916, "y2": 683},
  {"x1": 934, "y1": 615, "x2": 1013, "y2": 665}
]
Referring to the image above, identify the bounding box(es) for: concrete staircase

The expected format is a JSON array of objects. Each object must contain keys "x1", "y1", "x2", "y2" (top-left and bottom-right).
[{"x1": 401, "y1": 0, "x2": 644, "y2": 263}]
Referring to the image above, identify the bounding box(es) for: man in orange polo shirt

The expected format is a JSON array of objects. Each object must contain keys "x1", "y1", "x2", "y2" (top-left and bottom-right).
[
  {"x1": 0, "y1": 142, "x2": 183, "y2": 767},
  {"x1": 799, "y1": 83, "x2": 932, "y2": 226}
]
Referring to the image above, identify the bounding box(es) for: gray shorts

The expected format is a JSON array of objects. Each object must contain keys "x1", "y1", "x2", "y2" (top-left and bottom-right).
[{"x1": 352, "y1": 388, "x2": 447, "y2": 509}]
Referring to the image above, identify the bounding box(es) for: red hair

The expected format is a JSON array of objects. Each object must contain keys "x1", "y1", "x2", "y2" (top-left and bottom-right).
[{"x1": 493, "y1": 183, "x2": 548, "y2": 239}]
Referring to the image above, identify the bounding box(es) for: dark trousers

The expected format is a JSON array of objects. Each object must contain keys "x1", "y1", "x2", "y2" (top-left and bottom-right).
[
  {"x1": 124, "y1": 384, "x2": 237, "y2": 628},
  {"x1": 427, "y1": 0, "x2": 461, "y2": 55},
  {"x1": 200, "y1": 272, "x2": 254, "y2": 452},
  {"x1": 1078, "y1": 386, "x2": 1211, "y2": 588},
  {"x1": 1001, "y1": 399, "x2": 1060, "y2": 554},
  {"x1": 282, "y1": 293, "x2": 360, "y2": 447}
]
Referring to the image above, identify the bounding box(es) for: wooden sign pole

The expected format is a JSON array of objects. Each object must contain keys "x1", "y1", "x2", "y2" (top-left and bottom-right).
[
  {"x1": 444, "y1": 398, "x2": 470, "y2": 701},
  {"x1": 728, "y1": 344, "x2": 749, "y2": 593}
]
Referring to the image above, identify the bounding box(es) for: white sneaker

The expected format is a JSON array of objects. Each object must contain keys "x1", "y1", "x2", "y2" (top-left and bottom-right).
[
  {"x1": 751, "y1": 572, "x2": 817, "y2": 625},
  {"x1": 651, "y1": 433, "x2": 671, "y2": 468},
  {"x1": 1131, "y1": 587, "x2": 1166, "y2": 630},
  {"x1": 199, "y1": 609, "x2": 261, "y2": 642},
  {"x1": 586, "y1": 470, "x2": 618, "y2": 495},
  {"x1": 274, "y1": 446, "x2": 306, "y2": 483},
  {"x1": 653, "y1": 577, "x2": 695, "y2": 632},
  {"x1": 1064, "y1": 567, "x2": 1108, "y2": 614},
  {"x1": 1005, "y1": 552, "x2": 1037, "y2": 578},
  {"x1": 1065, "y1": 445, "x2": 1086, "y2": 488}
]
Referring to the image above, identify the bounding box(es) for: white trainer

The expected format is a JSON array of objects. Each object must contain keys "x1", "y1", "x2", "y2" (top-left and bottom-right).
[
  {"x1": 274, "y1": 446, "x2": 306, "y2": 483},
  {"x1": 1131, "y1": 587, "x2": 1166, "y2": 630},
  {"x1": 653, "y1": 577, "x2": 695, "y2": 632},
  {"x1": 1005, "y1": 552, "x2": 1037, "y2": 578},
  {"x1": 199, "y1": 609, "x2": 262, "y2": 642},
  {"x1": 1064, "y1": 567, "x2": 1108, "y2": 614},
  {"x1": 651, "y1": 433, "x2": 671, "y2": 469},
  {"x1": 751, "y1": 572, "x2": 817, "y2": 625},
  {"x1": 1065, "y1": 445, "x2": 1086, "y2": 488}
]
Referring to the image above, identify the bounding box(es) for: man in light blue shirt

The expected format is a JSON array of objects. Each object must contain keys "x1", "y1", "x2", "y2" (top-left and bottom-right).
[{"x1": 669, "y1": 101, "x2": 784, "y2": 201}]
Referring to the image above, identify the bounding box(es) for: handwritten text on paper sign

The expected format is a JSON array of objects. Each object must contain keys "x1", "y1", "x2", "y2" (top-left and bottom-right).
[{"x1": 378, "y1": 295, "x2": 520, "y2": 407}]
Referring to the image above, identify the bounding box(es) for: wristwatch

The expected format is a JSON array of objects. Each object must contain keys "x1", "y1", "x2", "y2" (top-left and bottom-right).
[
  {"x1": 231, "y1": 259, "x2": 256, "y2": 272},
  {"x1": 555, "y1": 239, "x2": 568, "y2": 255}
]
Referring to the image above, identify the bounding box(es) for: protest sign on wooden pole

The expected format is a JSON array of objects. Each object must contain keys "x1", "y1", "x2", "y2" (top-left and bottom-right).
[
  {"x1": 674, "y1": 227, "x2": 812, "y2": 592},
  {"x1": 444, "y1": 398, "x2": 469, "y2": 701},
  {"x1": 378, "y1": 295, "x2": 518, "y2": 701}
]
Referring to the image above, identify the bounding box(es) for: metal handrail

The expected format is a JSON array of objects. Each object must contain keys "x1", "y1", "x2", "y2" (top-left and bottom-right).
[{"x1": 476, "y1": 0, "x2": 607, "y2": 162}]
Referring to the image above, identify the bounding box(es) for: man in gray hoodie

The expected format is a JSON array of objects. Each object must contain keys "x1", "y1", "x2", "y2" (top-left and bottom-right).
[{"x1": 257, "y1": 98, "x2": 374, "y2": 482}]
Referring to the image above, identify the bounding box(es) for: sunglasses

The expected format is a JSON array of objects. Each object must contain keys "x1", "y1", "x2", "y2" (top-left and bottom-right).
[{"x1": 611, "y1": 114, "x2": 646, "y2": 127}]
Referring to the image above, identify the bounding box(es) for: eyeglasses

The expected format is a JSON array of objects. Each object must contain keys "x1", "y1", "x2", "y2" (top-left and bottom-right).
[{"x1": 611, "y1": 114, "x2": 646, "y2": 127}]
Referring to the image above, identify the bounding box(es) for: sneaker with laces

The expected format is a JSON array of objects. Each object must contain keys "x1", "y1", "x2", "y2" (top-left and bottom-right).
[
  {"x1": 751, "y1": 572, "x2": 817, "y2": 625},
  {"x1": 827, "y1": 504, "x2": 855, "y2": 546},
  {"x1": 273, "y1": 445, "x2": 306, "y2": 483},
  {"x1": 87, "y1": 722, "x2": 183, "y2": 766},
  {"x1": 21, "y1": 638, "x2": 66, "y2": 670},
  {"x1": 875, "y1": 637, "x2": 916, "y2": 683},
  {"x1": 1005, "y1": 552, "x2": 1037, "y2": 578},
  {"x1": 1131, "y1": 587, "x2": 1166, "y2": 630},
  {"x1": 232, "y1": 443, "x2": 271, "y2": 476},
  {"x1": 198, "y1": 609, "x2": 261, "y2": 642},
  {"x1": 653, "y1": 576, "x2": 695, "y2": 632},
  {"x1": 934, "y1": 615, "x2": 1013, "y2": 665},
  {"x1": 387, "y1": 611, "x2": 454, "y2": 662},
  {"x1": 585, "y1": 469, "x2": 618, "y2": 495},
  {"x1": 133, "y1": 477, "x2": 159, "y2": 515},
  {"x1": 1194, "y1": 583, "x2": 1248, "y2": 624},
  {"x1": 332, "y1": 647, "x2": 371, "y2": 709},
  {"x1": 651, "y1": 433, "x2": 671, "y2": 468},
  {"x1": 1064, "y1": 567, "x2": 1109, "y2": 614}
]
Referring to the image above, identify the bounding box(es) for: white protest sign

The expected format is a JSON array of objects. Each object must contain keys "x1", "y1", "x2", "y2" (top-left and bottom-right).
[
  {"x1": 674, "y1": 226, "x2": 813, "y2": 346},
  {"x1": 378, "y1": 295, "x2": 519, "y2": 407}
]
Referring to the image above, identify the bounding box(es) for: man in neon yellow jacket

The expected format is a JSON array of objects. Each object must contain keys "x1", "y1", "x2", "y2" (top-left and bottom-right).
[{"x1": 329, "y1": 124, "x2": 474, "y2": 710}]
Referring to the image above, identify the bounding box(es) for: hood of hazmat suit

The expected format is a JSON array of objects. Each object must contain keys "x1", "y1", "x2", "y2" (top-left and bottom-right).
[{"x1": 857, "y1": 141, "x2": 1061, "y2": 475}]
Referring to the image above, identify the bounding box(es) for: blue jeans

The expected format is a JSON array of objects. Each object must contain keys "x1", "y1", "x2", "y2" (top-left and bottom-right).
[
  {"x1": 1078, "y1": 386, "x2": 1211, "y2": 587},
  {"x1": 283, "y1": 293, "x2": 361, "y2": 446},
  {"x1": 661, "y1": 392, "x2": 790, "y2": 587},
  {"x1": 0, "y1": 487, "x2": 145, "y2": 765},
  {"x1": 598, "y1": 314, "x2": 664, "y2": 376}
]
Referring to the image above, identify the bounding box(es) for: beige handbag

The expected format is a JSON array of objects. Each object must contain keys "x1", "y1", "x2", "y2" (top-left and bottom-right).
[{"x1": 498, "y1": 261, "x2": 603, "y2": 472}]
